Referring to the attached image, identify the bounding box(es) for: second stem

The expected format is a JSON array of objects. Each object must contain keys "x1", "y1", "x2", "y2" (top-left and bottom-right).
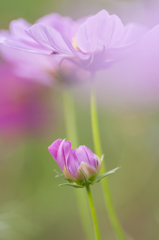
[{"x1": 91, "y1": 84, "x2": 126, "y2": 240}]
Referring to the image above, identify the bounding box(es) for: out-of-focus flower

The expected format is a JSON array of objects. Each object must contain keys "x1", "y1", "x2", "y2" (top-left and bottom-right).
[
  {"x1": 0, "y1": 61, "x2": 52, "y2": 137},
  {"x1": 0, "y1": 45, "x2": 57, "y2": 86},
  {"x1": 48, "y1": 139, "x2": 102, "y2": 182},
  {"x1": 0, "y1": 33, "x2": 89, "y2": 85},
  {"x1": 90, "y1": 23, "x2": 159, "y2": 111},
  {"x1": 0, "y1": 10, "x2": 147, "y2": 73}
]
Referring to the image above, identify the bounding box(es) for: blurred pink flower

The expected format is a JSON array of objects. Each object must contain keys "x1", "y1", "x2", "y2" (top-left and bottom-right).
[
  {"x1": 48, "y1": 139, "x2": 101, "y2": 182},
  {"x1": 87, "y1": 24, "x2": 159, "y2": 110},
  {"x1": 0, "y1": 10, "x2": 147, "y2": 73},
  {"x1": 0, "y1": 44, "x2": 57, "y2": 86},
  {"x1": 0, "y1": 61, "x2": 52, "y2": 136}
]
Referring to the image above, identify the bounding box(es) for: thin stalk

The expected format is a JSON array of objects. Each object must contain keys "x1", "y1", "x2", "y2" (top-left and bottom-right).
[
  {"x1": 86, "y1": 185, "x2": 101, "y2": 240},
  {"x1": 91, "y1": 84, "x2": 127, "y2": 240},
  {"x1": 63, "y1": 89, "x2": 94, "y2": 240},
  {"x1": 63, "y1": 89, "x2": 78, "y2": 149}
]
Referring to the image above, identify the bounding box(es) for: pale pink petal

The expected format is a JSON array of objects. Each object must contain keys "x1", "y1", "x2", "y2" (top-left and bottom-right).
[
  {"x1": 74, "y1": 146, "x2": 90, "y2": 165},
  {"x1": 82, "y1": 146, "x2": 97, "y2": 168},
  {"x1": 48, "y1": 139, "x2": 63, "y2": 159},
  {"x1": 48, "y1": 139, "x2": 64, "y2": 170},
  {"x1": 36, "y1": 13, "x2": 76, "y2": 40},
  {"x1": 0, "y1": 34, "x2": 50, "y2": 55},
  {"x1": 66, "y1": 150, "x2": 78, "y2": 177},
  {"x1": 117, "y1": 23, "x2": 148, "y2": 46},
  {"x1": 76, "y1": 10, "x2": 124, "y2": 53},
  {"x1": 26, "y1": 24, "x2": 75, "y2": 55},
  {"x1": 10, "y1": 19, "x2": 31, "y2": 39}
]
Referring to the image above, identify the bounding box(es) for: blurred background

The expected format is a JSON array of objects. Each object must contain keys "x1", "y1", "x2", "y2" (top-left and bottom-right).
[{"x1": 1, "y1": 0, "x2": 159, "y2": 240}]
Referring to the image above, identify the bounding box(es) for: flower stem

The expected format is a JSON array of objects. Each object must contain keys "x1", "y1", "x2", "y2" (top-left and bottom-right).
[
  {"x1": 63, "y1": 89, "x2": 78, "y2": 149},
  {"x1": 91, "y1": 84, "x2": 127, "y2": 240},
  {"x1": 63, "y1": 89, "x2": 94, "y2": 240},
  {"x1": 86, "y1": 185, "x2": 101, "y2": 240}
]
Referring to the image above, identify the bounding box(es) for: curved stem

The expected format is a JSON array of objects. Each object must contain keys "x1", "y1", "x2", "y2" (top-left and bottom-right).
[
  {"x1": 86, "y1": 185, "x2": 101, "y2": 240},
  {"x1": 63, "y1": 89, "x2": 94, "y2": 240},
  {"x1": 91, "y1": 84, "x2": 127, "y2": 240}
]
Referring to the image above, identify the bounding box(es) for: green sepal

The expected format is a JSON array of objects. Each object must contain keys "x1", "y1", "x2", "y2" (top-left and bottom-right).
[
  {"x1": 54, "y1": 169, "x2": 68, "y2": 181},
  {"x1": 59, "y1": 183, "x2": 84, "y2": 188},
  {"x1": 55, "y1": 166, "x2": 120, "y2": 188},
  {"x1": 79, "y1": 169, "x2": 91, "y2": 186},
  {"x1": 92, "y1": 167, "x2": 120, "y2": 184},
  {"x1": 101, "y1": 154, "x2": 104, "y2": 162}
]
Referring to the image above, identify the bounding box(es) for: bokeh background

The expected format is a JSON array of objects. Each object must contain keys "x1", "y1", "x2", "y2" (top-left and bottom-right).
[{"x1": 1, "y1": 0, "x2": 159, "y2": 240}]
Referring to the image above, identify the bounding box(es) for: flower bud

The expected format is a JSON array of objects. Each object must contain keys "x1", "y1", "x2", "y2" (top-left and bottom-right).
[{"x1": 48, "y1": 139, "x2": 102, "y2": 183}]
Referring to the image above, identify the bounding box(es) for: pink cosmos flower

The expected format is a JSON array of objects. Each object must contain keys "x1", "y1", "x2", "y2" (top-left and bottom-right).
[
  {"x1": 0, "y1": 44, "x2": 57, "y2": 86},
  {"x1": 48, "y1": 139, "x2": 102, "y2": 182},
  {"x1": 0, "y1": 10, "x2": 147, "y2": 73},
  {"x1": 90, "y1": 23, "x2": 159, "y2": 110},
  {"x1": 0, "y1": 61, "x2": 52, "y2": 136}
]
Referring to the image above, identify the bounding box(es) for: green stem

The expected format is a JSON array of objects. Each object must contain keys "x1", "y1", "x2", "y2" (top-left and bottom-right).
[
  {"x1": 91, "y1": 85, "x2": 103, "y2": 158},
  {"x1": 86, "y1": 185, "x2": 101, "y2": 240},
  {"x1": 63, "y1": 89, "x2": 78, "y2": 149},
  {"x1": 63, "y1": 89, "x2": 94, "y2": 240},
  {"x1": 91, "y1": 84, "x2": 127, "y2": 240}
]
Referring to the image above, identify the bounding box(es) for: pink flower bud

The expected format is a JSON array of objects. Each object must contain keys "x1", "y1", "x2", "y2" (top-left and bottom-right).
[{"x1": 48, "y1": 139, "x2": 102, "y2": 182}]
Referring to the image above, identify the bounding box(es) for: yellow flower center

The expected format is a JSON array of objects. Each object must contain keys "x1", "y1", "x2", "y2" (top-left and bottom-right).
[{"x1": 72, "y1": 36, "x2": 79, "y2": 50}]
